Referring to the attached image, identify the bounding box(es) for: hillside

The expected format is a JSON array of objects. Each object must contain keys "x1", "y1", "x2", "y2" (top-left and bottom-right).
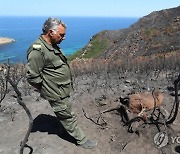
[{"x1": 69, "y1": 6, "x2": 180, "y2": 60}]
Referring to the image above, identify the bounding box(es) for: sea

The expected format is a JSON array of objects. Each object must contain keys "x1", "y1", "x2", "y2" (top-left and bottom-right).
[{"x1": 0, "y1": 16, "x2": 139, "y2": 63}]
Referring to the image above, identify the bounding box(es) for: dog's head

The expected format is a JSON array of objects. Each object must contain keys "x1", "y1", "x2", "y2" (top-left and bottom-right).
[{"x1": 152, "y1": 89, "x2": 164, "y2": 105}]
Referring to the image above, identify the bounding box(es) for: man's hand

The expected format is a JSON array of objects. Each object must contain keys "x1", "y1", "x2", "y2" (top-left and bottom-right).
[{"x1": 32, "y1": 82, "x2": 42, "y2": 92}]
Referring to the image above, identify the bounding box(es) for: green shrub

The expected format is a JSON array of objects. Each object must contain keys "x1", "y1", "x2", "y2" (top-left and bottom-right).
[{"x1": 67, "y1": 37, "x2": 107, "y2": 61}]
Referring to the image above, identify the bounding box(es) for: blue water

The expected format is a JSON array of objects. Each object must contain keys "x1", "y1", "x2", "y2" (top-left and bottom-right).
[{"x1": 0, "y1": 16, "x2": 138, "y2": 63}]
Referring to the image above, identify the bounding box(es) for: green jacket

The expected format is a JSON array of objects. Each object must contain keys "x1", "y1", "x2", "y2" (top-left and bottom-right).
[{"x1": 26, "y1": 36, "x2": 73, "y2": 101}]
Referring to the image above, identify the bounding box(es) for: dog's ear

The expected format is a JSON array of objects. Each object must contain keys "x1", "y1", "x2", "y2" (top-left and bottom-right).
[{"x1": 119, "y1": 97, "x2": 129, "y2": 106}]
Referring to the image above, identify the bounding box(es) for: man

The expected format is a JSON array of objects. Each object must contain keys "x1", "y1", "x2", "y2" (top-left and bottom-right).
[{"x1": 26, "y1": 17, "x2": 97, "y2": 149}]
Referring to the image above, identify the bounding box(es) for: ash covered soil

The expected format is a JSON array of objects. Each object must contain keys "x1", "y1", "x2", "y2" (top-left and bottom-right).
[{"x1": 0, "y1": 71, "x2": 180, "y2": 154}]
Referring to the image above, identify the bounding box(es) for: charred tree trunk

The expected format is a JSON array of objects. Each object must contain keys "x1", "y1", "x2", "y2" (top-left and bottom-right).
[
  {"x1": 9, "y1": 78, "x2": 33, "y2": 154},
  {"x1": 166, "y1": 74, "x2": 180, "y2": 124}
]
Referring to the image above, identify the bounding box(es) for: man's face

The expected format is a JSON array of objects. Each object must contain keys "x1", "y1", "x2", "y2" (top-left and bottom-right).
[{"x1": 50, "y1": 24, "x2": 66, "y2": 45}]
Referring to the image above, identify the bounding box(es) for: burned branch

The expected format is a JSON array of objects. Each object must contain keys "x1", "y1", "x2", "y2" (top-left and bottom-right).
[
  {"x1": 82, "y1": 108, "x2": 107, "y2": 128},
  {"x1": 7, "y1": 63, "x2": 33, "y2": 154},
  {"x1": 0, "y1": 64, "x2": 10, "y2": 106}
]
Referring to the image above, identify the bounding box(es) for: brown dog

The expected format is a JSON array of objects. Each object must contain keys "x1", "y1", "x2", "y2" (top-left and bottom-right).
[{"x1": 120, "y1": 89, "x2": 164, "y2": 120}]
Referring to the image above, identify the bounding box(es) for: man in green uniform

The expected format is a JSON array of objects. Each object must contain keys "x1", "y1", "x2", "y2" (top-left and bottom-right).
[{"x1": 26, "y1": 17, "x2": 97, "y2": 149}]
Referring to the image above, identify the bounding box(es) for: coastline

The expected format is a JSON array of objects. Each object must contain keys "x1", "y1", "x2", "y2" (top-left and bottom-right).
[{"x1": 0, "y1": 37, "x2": 15, "y2": 45}]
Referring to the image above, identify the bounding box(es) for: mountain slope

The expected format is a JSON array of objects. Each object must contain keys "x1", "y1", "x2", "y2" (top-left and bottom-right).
[{"x1": 70, "y1": 6, "x2": 180, "y2": 60}]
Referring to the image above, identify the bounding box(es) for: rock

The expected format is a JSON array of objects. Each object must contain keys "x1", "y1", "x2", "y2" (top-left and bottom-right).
[
  {"x1": 125, "y1": 80, "x2": 131, "y2": 83},
  {"x1": 0, "y1": 37, "x2": 15, "y2": 45}
]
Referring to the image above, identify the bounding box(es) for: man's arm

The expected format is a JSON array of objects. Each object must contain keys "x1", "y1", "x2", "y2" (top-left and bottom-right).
[{"x1": 26, "y1": 48, "x2": 44, "y2": 91}]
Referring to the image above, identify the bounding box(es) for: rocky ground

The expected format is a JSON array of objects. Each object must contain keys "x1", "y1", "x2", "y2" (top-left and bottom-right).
[{"x1": 0, "y1": 71, "x2": 180, "y2": 154}]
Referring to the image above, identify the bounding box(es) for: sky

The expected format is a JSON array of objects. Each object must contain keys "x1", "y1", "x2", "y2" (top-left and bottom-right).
[{"x1": 0, "y1": 0, "x2": 179, "y2": 17}]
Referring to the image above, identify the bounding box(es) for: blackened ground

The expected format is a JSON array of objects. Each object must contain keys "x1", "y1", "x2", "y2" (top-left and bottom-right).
[{"x1": 0, "y1": 71, "x2": 180, "y2": 154}]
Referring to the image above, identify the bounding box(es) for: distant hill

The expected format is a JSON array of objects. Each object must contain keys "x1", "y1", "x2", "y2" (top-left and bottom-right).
[{"x1": 69, "y1": 6, "x2": 180, "y2": 61}]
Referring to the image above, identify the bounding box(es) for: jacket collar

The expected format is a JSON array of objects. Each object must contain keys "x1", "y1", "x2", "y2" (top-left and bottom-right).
[{"x1": 39, "y1": 35, "x2": 61, "y2": 54}]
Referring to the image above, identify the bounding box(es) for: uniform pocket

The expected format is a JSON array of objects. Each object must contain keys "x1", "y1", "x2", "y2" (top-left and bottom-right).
[
  {"x1": 57, "y1": 83, "x2": 73, "y2": 99},
  {"x1": 51, "y1": 60, "x2": 64, "y2": 69},
  {"x1": 45, "y1": 60, "x2": 64, "y2": 69}
]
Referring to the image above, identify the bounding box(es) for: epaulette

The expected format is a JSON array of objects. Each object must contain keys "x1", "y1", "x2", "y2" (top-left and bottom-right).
[{"x1": 32, "y1": 44, "x2": 41, "y2": 50}]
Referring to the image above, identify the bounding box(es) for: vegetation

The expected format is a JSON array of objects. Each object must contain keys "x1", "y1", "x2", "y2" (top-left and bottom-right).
[
  {"x1": 0, "y1": 63, "x2": 33, "y2": 154},
  {"x1": 67, "y1": 49, "x2": 84, "y2": 61},
  {"x1": 68, "y1": 36, "x2": 107, "y2": 61}
]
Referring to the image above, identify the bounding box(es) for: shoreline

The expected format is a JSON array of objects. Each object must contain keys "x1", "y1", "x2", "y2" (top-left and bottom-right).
[{"x1": 0, "y1": 37, "x2": 15, "y2": 45}]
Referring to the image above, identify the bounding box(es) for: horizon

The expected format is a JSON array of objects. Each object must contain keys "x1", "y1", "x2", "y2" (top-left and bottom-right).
[
  {"x1": 0, "y1": 0, "x2": 179, "y2": 18},
  {"x1": 0, "y1": 16, "x2": 140, "y2": 18}
]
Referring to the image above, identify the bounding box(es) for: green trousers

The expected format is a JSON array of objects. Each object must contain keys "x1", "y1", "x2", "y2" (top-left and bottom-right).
[{"x1": 49, "y1": 97, "x2": 87, "y2": 145}]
